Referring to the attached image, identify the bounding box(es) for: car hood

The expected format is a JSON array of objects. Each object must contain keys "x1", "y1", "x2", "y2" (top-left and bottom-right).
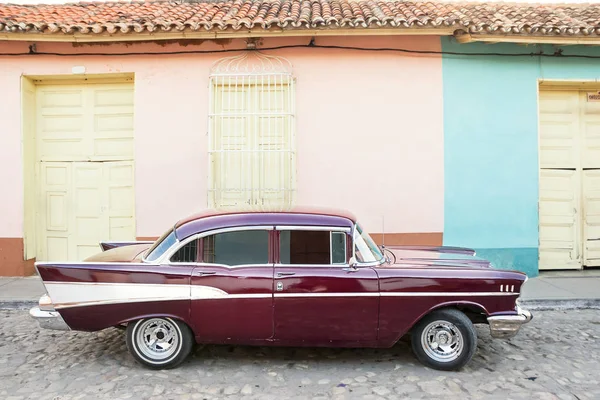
[
  {"x1": 84, "y1": 243, "x2": 152, "y2": 263},
  {"x1": 383, "y1": 245, "x2": 491, "y2": 268}
]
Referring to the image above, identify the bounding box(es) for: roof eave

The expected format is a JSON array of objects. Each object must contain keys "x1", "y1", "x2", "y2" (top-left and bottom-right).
[
  {"x1": 0, "y1": 27, "x2": 455, "y2": 43},
  {"x1": 455, "y1": 32, "x2": 600, "y2": 46},
  {"x1": 2, "y1": 28, "x2": 598, "y2": 45}
]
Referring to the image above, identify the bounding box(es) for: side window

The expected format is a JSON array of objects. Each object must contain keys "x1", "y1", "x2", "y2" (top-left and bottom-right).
[
  {"x1": 203, "y1": 230, "x2": 269, "y2": 266},
  {"x1": 331, "y1": 232, "x2": 346, "y2": 264},
  {"x1": 170, "y1": 239, "x2": 199, "y2": 263},
  {"x1": 279, "y1": 230, "x2": 347, "y2": 265}
]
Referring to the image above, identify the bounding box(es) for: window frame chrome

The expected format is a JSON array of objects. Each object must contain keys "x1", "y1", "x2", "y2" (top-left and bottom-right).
[
  {"x1": 156, "y1": 225, "x2": 275, "y2": 265},
  {"x1": 276, "y1": 225, "x2": 351, "y2": 267},
  {"x1": 351, "y1": 223, "x2": 386, "y2": 267}
]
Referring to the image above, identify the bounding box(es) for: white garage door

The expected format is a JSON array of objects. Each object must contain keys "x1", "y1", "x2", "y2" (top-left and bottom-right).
[
  {"x1": 36, "y1": 82, "x2": 135, "y2": 261},
  {"x1": 539, "y1": 89, "x2": 600, "y2": 269}
]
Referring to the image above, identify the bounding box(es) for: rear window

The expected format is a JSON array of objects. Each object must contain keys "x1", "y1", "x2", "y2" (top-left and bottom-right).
[{"x1": 145, "y1": 229, "x2": 177, "y2": 262}]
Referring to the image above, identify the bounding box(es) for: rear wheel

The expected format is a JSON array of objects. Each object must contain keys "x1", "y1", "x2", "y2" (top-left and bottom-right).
[
  {"x1": 126, "y1": 317, "x2": 193, "y2": 369},
  {"x1": 410, "y1": 308, "x2": 477, "y2": 371}
]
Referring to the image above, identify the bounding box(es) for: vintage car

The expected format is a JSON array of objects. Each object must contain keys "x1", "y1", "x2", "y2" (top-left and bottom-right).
[{"x1": 30, "y1": 207, "x2": 532, "y2": 371}]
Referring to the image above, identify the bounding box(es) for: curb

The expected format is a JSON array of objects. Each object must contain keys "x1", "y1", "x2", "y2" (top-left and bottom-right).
[
  {"x1": 0, "y1": 300, "x2": 37, "y2": 310},
  {"x1": 519, "y1": 299, "x2": 600, "y2": 311}
]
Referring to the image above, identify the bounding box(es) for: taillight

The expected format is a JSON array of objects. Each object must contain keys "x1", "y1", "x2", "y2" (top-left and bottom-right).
[{"x1": 39, "y1": 294, "x2": 55, "y2": 311}]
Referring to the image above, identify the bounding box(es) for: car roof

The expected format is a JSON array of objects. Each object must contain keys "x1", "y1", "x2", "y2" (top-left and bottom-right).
[
  {"x1": 175, "y1": 206, "x2": 357, "y2": 227},
  {"x1": 174, "y1": 206, "x2": 358, "y2": 240}
]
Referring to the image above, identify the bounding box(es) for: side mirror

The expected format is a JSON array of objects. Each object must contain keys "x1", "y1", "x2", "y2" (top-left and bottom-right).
[{"x1": 343, "y1": 257, "x2": 358, "y2": 272}]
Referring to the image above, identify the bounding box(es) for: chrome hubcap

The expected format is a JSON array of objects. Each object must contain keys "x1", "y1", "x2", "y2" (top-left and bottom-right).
[
  {"x1": 421, "y1": 320, "x2": 464, "y2": 362},
  {"x1": 135, "y1": 318, "x2": 180, "y2": 361}
]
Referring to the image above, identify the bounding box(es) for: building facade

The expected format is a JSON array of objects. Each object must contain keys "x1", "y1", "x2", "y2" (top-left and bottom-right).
[
  {"x1": 0, "y1": 36, "x2": 445, "y2": 276},
  {"x1": 442, "y1": 39, "x2": 600, "y2": 276}
]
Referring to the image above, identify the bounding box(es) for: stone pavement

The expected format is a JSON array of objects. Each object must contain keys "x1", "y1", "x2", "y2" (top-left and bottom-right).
[
  {"x1": 1, "y1": 309, "x2": 599, "y2": 400},
  {"x1": 2, "y1": 270, "x2": 600, "y2": 310}
]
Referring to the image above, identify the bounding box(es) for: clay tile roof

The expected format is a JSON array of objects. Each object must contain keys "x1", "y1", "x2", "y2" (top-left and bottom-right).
[{"x1": 0, "y1": 0, "x2": 599, "y2": 37}]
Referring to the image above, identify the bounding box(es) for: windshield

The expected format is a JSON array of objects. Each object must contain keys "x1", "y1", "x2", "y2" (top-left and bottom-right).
[
  {"x1": 144, "y1": 228, "x2": 177, "y2": 262},
  {"x1": 354, "y1": 224, "x2": 384, "y2": 264}
]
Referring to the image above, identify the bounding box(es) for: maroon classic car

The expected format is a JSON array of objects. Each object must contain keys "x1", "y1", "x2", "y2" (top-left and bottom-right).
[{"x1": 30, "y1": 207, "x2": 532, "y2": 371}]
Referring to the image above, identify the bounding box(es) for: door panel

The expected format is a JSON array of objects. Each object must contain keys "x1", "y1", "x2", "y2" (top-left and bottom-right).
[
  {"x1": 40, "y1": 162, "x2": 71, "y2": 261},
  {"x1": 189, "y1": 228, "x2": 275, "y2": 343},
  {"x1": 539, "y1": 169, "x2": 581, "y2": 270},
  {"x1": 72, "y1": 162, "x2": 104, "y2": 260},
  {"x1": 36, "y1": 83, "x2": 134, "y2": 162},
  {"x1": 581, "y1": 93, "x2": 600, "y2": 169},
  {"x1": 584, "y1": 170, "x2": 600, "y2": 266},
  {"x1": 273, "y1": 266, "x2": 379, "y2": 343},
  {"x1": 539, "y1": 91, "x2": 579, "y2": 169},
  {"x1": 190, "y1": 265, "x2": 274, "y2": 342},
  {"x1": 106, "y1": 162, "x2": 136, "y2": 240},
  {"x1": 38, "y1": 161, "x2": 135, "y2": 261}
]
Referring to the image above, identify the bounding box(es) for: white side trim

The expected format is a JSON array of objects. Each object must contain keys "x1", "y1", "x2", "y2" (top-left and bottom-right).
[
  {"x1": 274, "y1": 292, "x2": 379, "y2": 298},
  {"x1": 44, "y1": 281, "x2": 271, "y2": 309},
  {"x1": 55, "y1": 297, "x2": 185, "y2": 309},
  {"x1": 226, "y1": 294, "x2": 273, "y2": 299},
  {"x1": 190, "y1": 285, "x2": 228, "y2": 299},
  {"x1": 275, "y1": 292, "x2": 516, "y2": 298},
  {"x1": 380, "y1": 292, "x2": 517, "y2": 297},
  {"x1": 45, "y1": 282, "x2": 189, "y2": 309}
]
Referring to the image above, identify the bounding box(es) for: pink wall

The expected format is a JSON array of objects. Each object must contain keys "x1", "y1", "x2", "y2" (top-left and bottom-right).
[{"x1": 0, "y1": 35, "x2": 443, "y2": 239}]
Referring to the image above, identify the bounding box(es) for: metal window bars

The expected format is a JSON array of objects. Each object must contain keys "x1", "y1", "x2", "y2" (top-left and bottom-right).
[{"x1": 208, "y1": 51, "x2": 296, "y2": 212}]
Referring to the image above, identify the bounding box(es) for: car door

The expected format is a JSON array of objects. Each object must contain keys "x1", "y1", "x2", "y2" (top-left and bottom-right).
[
  {"x1": 172, "y1": 226, "x2": 275, "y2": 344},
  {"x1": 273, "y1": 226, "x2": 379, "y2": 344}
]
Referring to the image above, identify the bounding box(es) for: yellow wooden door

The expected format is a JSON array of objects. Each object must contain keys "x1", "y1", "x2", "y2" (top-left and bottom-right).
[
  {"x1": 583, "y1": 170, "x2": 600, "y2": 266},
  {"x1": 36, "y1": 82, "x2": 135, "y2": 261},
  {"x1": 581, "y1": 93, "x2": 600, "y2": 266},
  {"x1": 539, "y1": 169, "x2": 581, "y2": 269},
  {"x1": 539, "y1": 90, "x2": 582, "y2": 270}
]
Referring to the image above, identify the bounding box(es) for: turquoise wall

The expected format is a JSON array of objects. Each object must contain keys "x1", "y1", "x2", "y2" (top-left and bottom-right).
[{"x1": 441, "y1": 38, "x2": 600, "y2": 277}]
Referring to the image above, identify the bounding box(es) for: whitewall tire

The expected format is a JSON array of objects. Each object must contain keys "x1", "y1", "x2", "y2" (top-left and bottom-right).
[
  {"x1": 126, "y1": 317, "x2": 193, "y2": 369},
  {"x1": 410, "y1": 308, "x2": 477, "y2": 371}
]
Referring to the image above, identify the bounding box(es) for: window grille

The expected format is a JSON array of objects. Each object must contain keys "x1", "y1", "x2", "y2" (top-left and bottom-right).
[
  {"x1": 171, "y1": 239, "x2": 198, "y2": 263},
  {"x1": 208, "y1": 51, "x2": 296, "y2": 211}
]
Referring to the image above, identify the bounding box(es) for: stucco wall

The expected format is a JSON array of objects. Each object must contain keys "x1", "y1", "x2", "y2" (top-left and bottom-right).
[
  {"x1": 0, "y1": 36, "x2": 444, "y2": 274},
  {"x1": 441, "y1": 38, "x2": 600, "y2": 276}
]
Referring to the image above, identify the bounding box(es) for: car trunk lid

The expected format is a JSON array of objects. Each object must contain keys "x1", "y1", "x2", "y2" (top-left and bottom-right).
[{"x1": 83, "y1": 243, "x2": 152, "y2": 263}]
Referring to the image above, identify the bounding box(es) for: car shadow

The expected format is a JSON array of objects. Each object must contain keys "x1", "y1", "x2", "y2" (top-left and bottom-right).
[
  {"x1": 182, "y1": 335, "x2": 417, "y2": 369},
  {"x1": 47, "y1": 324, "x2": 512, "y2": 373}
]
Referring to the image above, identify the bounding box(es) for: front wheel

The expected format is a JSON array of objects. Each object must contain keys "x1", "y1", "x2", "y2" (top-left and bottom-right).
[
  {"x1": 126, "y1": 317, "x2": 193, "y2": 369},
  {"x1": 410, "y1": 308, "x2": 477, "y2": 371}
]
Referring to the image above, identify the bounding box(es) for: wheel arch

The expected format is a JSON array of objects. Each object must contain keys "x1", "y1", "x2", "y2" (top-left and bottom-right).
[
  {"x1": 117, "y1": 313, "x2": 195, "y2": 334},
  {"x1": 392, "y1": 300, "x2": 488, "y2": 345}
]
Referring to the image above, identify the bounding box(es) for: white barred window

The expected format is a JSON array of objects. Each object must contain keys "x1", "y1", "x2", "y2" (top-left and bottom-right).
[{"x1": 208, "y1": 52, "x2": 296, "y2": 211}]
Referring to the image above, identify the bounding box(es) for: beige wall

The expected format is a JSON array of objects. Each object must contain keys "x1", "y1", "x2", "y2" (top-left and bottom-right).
[{"x1": 0, "y1": 35, "x2": 443, "y2": 274}]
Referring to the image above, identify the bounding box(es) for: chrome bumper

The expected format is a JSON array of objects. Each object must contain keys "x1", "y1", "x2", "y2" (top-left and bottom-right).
[
  {"x1": 487, "y1": 306, "x2": 532, "y2": 339},
  {"x1": 29, "y1": 306, "x2": 70, "y2": 331}
]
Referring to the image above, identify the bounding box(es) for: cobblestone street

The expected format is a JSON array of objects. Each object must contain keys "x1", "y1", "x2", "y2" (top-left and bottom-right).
[{"x1": 0, "y1": 309, "x2": 599, "y2": 400}]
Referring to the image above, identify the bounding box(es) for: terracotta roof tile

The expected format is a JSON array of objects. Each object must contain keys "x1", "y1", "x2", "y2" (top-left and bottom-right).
[{"x1": 0, "y1": 0, "x2": 599, "y2": 37}]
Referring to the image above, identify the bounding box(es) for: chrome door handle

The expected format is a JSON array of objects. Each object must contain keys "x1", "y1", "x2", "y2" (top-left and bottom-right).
[
  {"x1": 194, "y1": 271, "x2": 216, "y2": 276},
  {"x1": 277, "y1": 272, "x2": 296, "y2": 277}
]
